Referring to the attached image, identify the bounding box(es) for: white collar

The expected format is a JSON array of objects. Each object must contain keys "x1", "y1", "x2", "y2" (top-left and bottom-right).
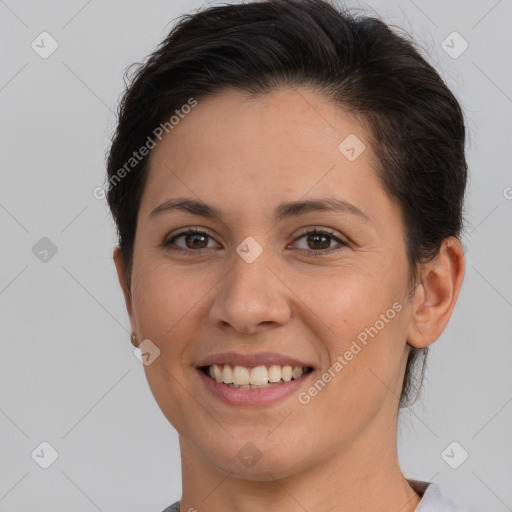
[{"x1": 407, "y1": 480, "x2": 467, "y2": 511}]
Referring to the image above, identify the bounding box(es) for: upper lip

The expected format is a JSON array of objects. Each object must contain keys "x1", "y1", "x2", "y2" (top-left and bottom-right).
[{"x1": 196, "y1": 352, "x2": 315, "y2": 369}]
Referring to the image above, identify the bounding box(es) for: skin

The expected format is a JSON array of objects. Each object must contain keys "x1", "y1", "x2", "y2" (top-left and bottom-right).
[{"x1": 114, "y1": 86, "x2": 465, "y2": 512}]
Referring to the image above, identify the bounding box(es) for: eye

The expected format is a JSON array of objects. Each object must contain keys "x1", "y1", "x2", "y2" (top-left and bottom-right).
[
  {"x1": 164, "y1": 227, "x2": 220, "y2": 254},
  {"x1": 163, "y1": 226, "x2": 348, "y2": 257},
  {"x1": 289, "y1": 227, "x2": 348, "y2": 256}
]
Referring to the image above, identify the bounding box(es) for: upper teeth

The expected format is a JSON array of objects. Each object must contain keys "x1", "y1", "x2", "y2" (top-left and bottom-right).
[{"x1": 207, "y1": 364, "x2": 307, "y2": 387}]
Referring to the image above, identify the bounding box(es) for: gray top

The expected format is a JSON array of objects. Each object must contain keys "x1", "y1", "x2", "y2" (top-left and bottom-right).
[{"x1": 161, "y1": 480, "x2": 467, "y2": 511}]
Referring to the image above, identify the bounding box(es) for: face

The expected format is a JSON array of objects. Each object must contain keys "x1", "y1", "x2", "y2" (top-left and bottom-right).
[{"x1": 118, "y1": 87, "x2": 417, "y2": 480}]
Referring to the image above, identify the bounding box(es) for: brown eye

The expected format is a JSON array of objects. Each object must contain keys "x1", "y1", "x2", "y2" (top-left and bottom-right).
[
  {"x1": 290, "y1": 228, "x2": 348, "y2": 256},
  {"x1": 306, "y1": 232, "x2": 331, "y2": 250},
  {"x1": 182, "y1": 232, "x2": 209, "y2": 249},
  {"x1": 164, "y1": 227, "x2": 220, "y2": 253}
]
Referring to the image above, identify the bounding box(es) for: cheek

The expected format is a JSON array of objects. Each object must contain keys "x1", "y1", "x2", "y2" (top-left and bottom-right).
[
  {"x1": 130, "y1": 263, "x2": 212, "y2": 431},
  {"x1": 292, "y1": 265, "x2": 402, "y2": 340},
  {"x1": 291, "y1": 267, "x2": 408, "y2": 404},
  {"x1": 131, "y1": 262, "x2": 199, "y2": 346}
]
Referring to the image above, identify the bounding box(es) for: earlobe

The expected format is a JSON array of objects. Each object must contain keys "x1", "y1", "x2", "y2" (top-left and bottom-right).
[{"x1": 406, "y1": 237, "x2": 465, "y2": 349}]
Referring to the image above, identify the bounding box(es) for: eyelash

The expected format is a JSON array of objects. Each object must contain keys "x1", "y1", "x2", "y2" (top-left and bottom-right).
[{"x1": 163, "y1": 226, "x2": 348, "y2": 257}]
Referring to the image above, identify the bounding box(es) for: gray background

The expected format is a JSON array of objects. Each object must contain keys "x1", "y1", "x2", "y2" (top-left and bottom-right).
[{"x1": 0, "y1": 0, "x2": 511, "y2": 511}]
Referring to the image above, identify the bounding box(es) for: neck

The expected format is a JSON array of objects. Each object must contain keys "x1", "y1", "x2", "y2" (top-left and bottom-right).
[{"x1": 177, "y1": 413, "x2": 421, "y2": 512}]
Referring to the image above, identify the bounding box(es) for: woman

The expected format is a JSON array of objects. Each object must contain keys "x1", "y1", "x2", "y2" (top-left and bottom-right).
[{"x1": 106, "y1": 0, "x2": 468, "y2": 510}]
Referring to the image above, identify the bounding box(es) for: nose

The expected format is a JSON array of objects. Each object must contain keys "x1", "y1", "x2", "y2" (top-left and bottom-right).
[{"x1": 208, "y1": 248, "x2": 291, "y2": 336}]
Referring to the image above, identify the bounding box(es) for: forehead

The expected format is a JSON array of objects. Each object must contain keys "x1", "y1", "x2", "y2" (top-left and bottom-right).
[{"x1": 139, "y1": 86, "x2": 392, "y2": 225}]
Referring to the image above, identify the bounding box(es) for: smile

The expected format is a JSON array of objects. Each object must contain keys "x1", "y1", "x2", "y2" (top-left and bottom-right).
[{"x1": 201, "y1": 364, "x2": 314, "y2": 388}]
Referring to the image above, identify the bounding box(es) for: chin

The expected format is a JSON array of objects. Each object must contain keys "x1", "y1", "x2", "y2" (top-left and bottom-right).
[{"x1": 200, "y1": 438, "x2": 309, "y2": 481}]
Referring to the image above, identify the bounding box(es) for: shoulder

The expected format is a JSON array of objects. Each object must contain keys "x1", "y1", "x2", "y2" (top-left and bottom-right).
[
  {"x1": 160, "y1": 501, "x2": 181, "y2": 512},
  {"x1": 409, "y1": 480, "x2": 468, "y2": 512}
]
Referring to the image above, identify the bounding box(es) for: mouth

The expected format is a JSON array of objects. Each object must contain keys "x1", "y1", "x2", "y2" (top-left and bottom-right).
[
  {"x1": 199, "y1": 363, "x2": 314, "y2": 389},
  {"x1": 195, "y1": 352, "x2": 316, "y2": 405}
]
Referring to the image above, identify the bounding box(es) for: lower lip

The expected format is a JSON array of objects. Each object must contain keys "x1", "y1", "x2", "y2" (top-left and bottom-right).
[{"x1": 197, "y1": 369, "x2": 314, "y2": 406}]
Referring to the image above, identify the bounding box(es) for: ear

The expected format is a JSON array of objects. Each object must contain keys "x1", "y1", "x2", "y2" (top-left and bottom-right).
[
  {"x1": 406, "y1": 237, "x2": 465, "y2": 348},
  {"x1": 113, "y1": 246, "x2": 139, "y2": 347}
]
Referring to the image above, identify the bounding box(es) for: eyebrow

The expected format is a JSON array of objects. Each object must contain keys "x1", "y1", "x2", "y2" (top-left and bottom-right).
[{"x1": 149, "y1": 196, "x2": 370, "y2": 223}]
